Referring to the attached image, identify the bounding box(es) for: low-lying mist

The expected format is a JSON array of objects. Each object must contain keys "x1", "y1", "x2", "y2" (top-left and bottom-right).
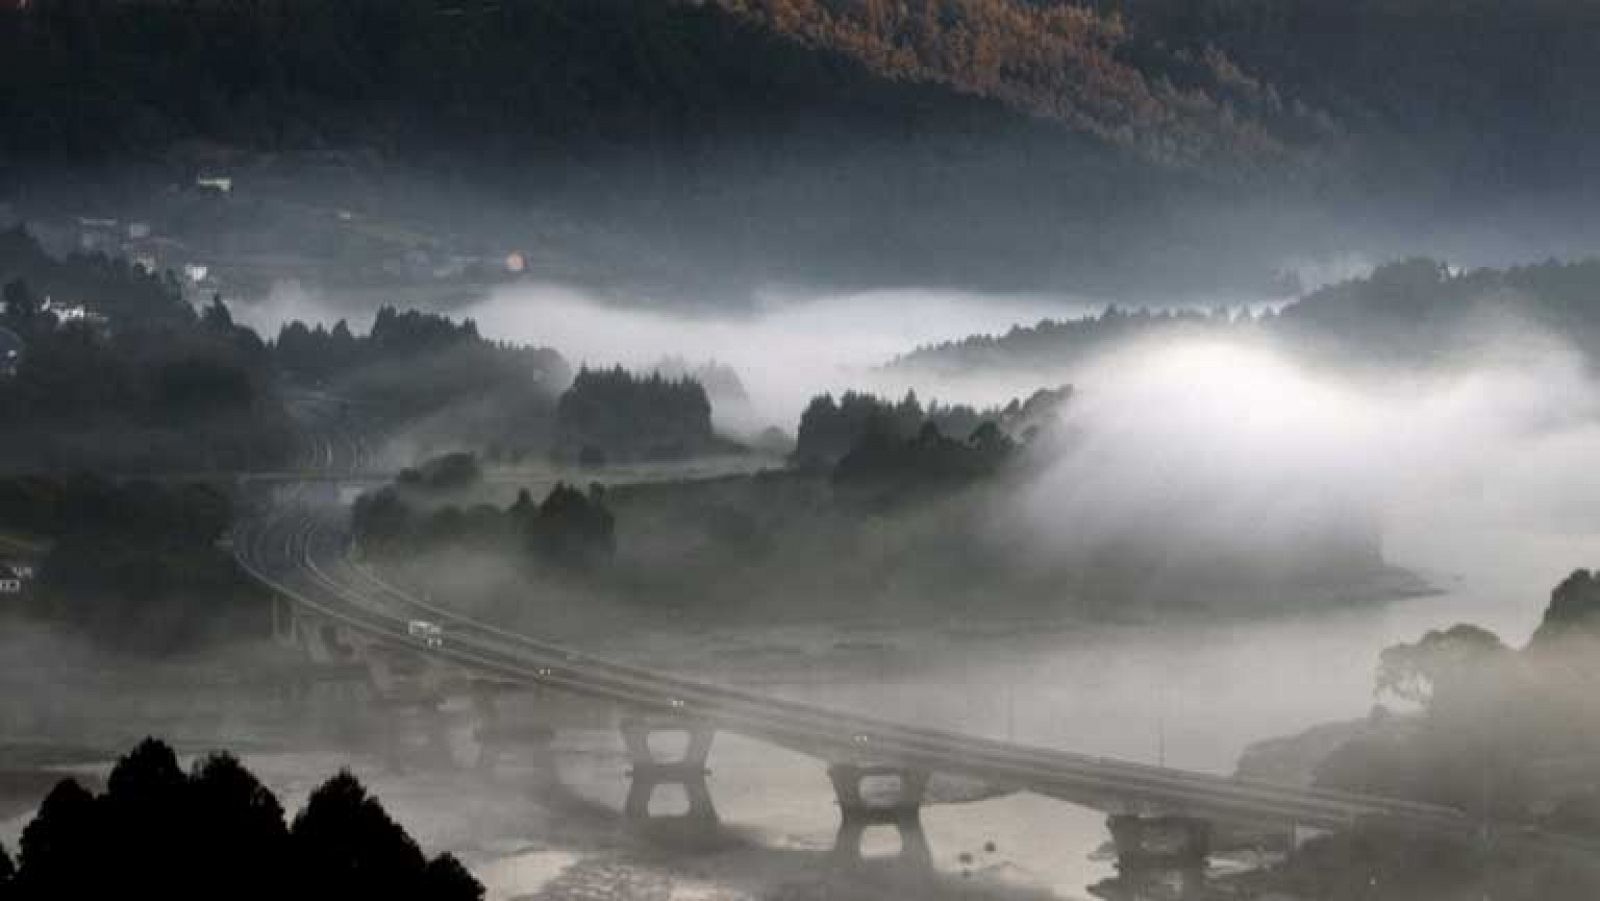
[
  {"x1": 243, "y1": 272, "x2": 1600, "y2": 624},
  {"x1": 466, "y1": 279, "x2": 1600, "y2": 591},
  {"x1": 998, "y1": 328, "x2": 1600, "y2": 622},
  {"x1": 460, "y1": 282, "x2": 1103, "y2": 432}
]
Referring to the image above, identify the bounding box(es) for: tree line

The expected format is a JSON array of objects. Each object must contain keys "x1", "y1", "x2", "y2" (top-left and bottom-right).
[
  {"x1": 1314, "y1": 569, "x2": 1600, "y2": 832},
  {"x1": 0, "y1": 225, "x2": 582, "y2": 470},
  {"x1": 353, "y1": 476, "x2": 616, "y2": 574},
  {"x1": 0, "y1": 474, "x2": 263, "y2": 653},
  {"x1": 554, "y1": 366, "x2": 718, "y2": 464},
  {"x1": 275, "y1": 305, "x2": 570, "y2": 456},
  {"x1": 893, "y1": 256, "x2": 1600, "y2": 375},
  {"x1": 0, "y1": 738, "x2": 481, "y2": 900},
  {"x1": 794, "y1": 385, "x2": 1069, "y2": 466},
  {"x1": 1, "y1": 228, "x2": 295, "y2": 472}
]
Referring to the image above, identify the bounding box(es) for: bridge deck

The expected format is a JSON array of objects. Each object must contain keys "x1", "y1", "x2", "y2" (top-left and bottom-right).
[{"x1": 233, "y1": 503, "x2": 1599, "y2": 854}]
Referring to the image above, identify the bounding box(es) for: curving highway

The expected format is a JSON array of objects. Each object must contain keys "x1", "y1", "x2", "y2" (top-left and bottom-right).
[{"x1": 229, "y1": 496, "x2": 1587, "y2": 850}]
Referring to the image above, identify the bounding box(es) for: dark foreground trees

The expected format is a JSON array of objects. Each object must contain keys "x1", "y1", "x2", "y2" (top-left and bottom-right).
[{"x1": 0, "y1": 738, "x2": 481, "y2": 901}]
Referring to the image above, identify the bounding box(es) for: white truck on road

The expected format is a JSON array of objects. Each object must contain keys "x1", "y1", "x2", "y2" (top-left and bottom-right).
[{"x1": 407, "y1": 619, "x2": 444, "y2": 648}]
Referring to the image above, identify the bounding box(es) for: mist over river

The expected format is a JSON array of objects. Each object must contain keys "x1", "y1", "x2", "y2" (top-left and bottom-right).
[
  {"x1": 0, "y1": 499, "x2": 1568, "y2": 900},
  {"x1": 457, "y1": 501, "x2": 1575, "y2": 898}
]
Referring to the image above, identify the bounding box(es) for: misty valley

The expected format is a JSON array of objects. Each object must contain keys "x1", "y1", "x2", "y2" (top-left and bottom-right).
[{"x1": 6, "y1": 1, "x2": 1600, "y2": 899}]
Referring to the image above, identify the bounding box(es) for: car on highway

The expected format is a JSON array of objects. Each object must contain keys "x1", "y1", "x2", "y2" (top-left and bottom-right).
[{"x1": 407, "y1": 619, "x2": 444, "y2": 648}]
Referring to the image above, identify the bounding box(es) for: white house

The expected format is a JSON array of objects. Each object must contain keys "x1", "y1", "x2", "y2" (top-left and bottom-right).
[{"x1": 196, "y1": 175, "x2": 233, "y2": 194}]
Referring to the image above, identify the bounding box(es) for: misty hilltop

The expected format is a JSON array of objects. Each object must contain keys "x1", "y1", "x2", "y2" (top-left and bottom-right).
[
  {"x1": 889, "y1": 257, "x2": 1600, "y2": 376},
  {"x1": 5, "y1": 0, "x2": 1600, "y2": 297}
]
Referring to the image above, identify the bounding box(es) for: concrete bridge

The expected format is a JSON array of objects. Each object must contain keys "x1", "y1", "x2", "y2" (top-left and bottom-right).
[{"x1": 235, "y1": 502, "x2": 1599, "y2": 884}]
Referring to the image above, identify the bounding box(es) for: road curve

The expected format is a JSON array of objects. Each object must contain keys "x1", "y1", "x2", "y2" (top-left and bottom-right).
[{"x1": 234, "y1": 500, "x2": 1600, "y2": 853}]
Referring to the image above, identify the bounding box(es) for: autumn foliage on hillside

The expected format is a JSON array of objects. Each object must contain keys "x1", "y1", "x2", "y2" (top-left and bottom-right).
[{"x1": 710, "y1": 0, "x2": 1336, "y2": 169}]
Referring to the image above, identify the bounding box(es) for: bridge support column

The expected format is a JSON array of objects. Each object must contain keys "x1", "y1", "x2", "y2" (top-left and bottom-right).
[
  {"x1": 827, "y1": 764, "x2": 932, "y2": 868},
  {"x1": 470, "y1": 685, "x2": 556, "y2": 775},
  {"x1": 620, "y1": 715, "x2": 716, "y2": 820},
  {"x1": 472, "y1": 688, "x2": 503, "y2": 774},
  {"x1": 270, "y1": 597, "x2": 299, "y2": 647},
  {"x1": 374, "y1": 698, "x2": 455, "y2": 772},
  {"x1": 1107, "y1": 814, "x2": 1211, "y2": 871}
]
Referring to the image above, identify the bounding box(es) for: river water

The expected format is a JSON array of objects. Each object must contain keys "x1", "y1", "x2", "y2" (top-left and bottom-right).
[
  {"x1": 0, "y1": 501, "x2": 1584, "y2": 899},
  {"x1": 518, "y1": 502, "x2": 1583, "y2": 898}
]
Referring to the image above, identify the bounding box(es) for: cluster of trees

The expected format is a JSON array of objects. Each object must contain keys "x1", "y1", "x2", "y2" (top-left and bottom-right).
[
  {"x1": 0, "y1": 226, "x2": 190, "y2": 328},
  {"x1": 793, "y1": 386, "x2": 1069, "y2": 466},
  {"x1": 0, "y1": 474, "x2": 261, "y2": 653},
  {"x1": 895, "y1": 256, "x2": 1600, "y2": 375},
  {"x1": 395, "y1": 452, "x2": 482, "y2": 494},
  {"x1": 832, "y1": 419, "x2": 1016, "y2": 508},
  {"x1": 554, "y1": 367, "x2": 717, "y2": 463},
  {"x1": 892, "y1": 303, "x2": 1258, "y2": 375},
  {"x1": 0, "y1": 228, "x2": 295, "y2": 471},
  {"x1": 0, "y1": 475, "x2": 229, "y2": 543},
  {"x1": 353, "y1": 481, "x2": 615, "y2": 573},
  {"x1": 1275, "y1": 256, "x2": 1600, "y2": 366},
  {"x1": 275, "y1": 307, "x2": 568, "y2": 446},
  {"x1": 651, "y1": 356, "x2": 752, "y2": 425},
  {"x1": 2, "y1": 224, "x2": 575, "y2": 469},
  {"x1": 276, "y1": 307, "x2": 564, "y2": 387},
  {"x1": 0, "y1": 738, "x2": 480, "y2": 900},
  {"x1": 1312, "y1": 569, "x2": 1600, "y2": 831}
]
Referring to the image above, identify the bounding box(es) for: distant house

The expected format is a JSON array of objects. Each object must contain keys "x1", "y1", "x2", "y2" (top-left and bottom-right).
[
  {"x1": 195, "y1": 175, "x2": 233, "y2": 194},
  {"x1": 40, "y1": 298, "x2": 107, "y2": 328},
  {"x1": 76, "y1": 216, "x2": 120, "y2": 252},
  {"x1": 0, "y1": 324, "x2": 22, "y2": 377},
  {"x1": 0, "y1": 566, "x2": 23, "y2": 597}
]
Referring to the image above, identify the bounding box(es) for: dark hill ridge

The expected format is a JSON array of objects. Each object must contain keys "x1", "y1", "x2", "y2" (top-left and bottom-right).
[
  {"x1": 889, "y1": 257, "x2": 1600, "y2": 375},
  {"x1": 707, "y1": 0, "x2": 1334, "y2": 173},
  {"x1": 4, "y1": 0, "x2": 1599, "y2": 296},
  {"x1": 0, "y1": 0, "x2": 1318, "y2": 176},
  {"x1": 2, "y1": 0, "x2": 1253, "y2": 296}
]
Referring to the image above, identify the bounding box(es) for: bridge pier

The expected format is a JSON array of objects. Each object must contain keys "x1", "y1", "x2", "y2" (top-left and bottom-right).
[
  {"x1": 1106, "y1": 814, "x2": 1211, "y2": 871},
  {"x1": 373, "y1": 697, "x2": 456, "y2": 771},
  {"x1": 470, "y1": 684, "x2": 556, "y2": 775},
  {"x1": 472, "y1": 687, "x2": 504, "y2": 773},
  {"x1": 620, "y1": 715, "x2": 716, "y2": 820},
  {"x1": 270, "y1": 596, "x2": 297, "y2": 646},
  {"x1": 1089, "y1": 865, "x2": 1208, "y2": 901},
  {"x1": 827, "y1": 764, "x2": 932, "y2": 868}
]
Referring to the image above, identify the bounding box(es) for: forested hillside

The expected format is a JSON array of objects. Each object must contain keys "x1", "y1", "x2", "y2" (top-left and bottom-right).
[
  {"x1": 3, "y1": 0, "x2": 1595, "y2": 294},
  {"x1": 1102, "y1": 0, "x2": 1600, "y2": 194},
  {"x1": 892, "y1": 257, "x2": 1600, "y2": 374},
  {"x1": 0, "y1": 0, "x2": 1315, "y2": 174},
  {"x1": 710, "y1": 0, "x2": 1332, "y2": 171}
]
